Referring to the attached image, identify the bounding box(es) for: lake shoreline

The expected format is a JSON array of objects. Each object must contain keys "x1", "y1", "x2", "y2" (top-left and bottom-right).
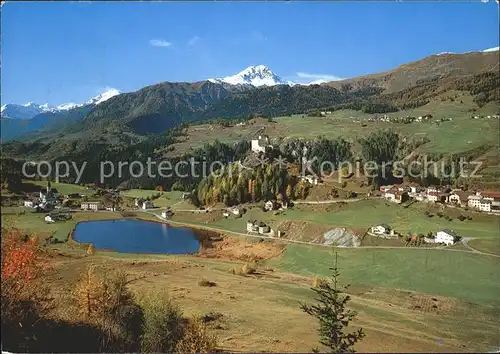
[{"x1": 69, "y1": 216, "x2": 219, "y2": 256}]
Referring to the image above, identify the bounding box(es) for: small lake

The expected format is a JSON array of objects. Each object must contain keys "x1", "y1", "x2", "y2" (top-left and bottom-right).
[{"x1": 73, "y1": 219, "x2": 200, "y2": 254}]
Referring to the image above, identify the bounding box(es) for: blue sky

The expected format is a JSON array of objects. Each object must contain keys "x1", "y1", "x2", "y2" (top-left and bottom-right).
[{"x1": 2, "y1": 1, "x2": 499, "y2": 106}]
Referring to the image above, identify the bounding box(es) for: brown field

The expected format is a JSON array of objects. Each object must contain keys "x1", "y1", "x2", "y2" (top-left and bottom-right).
[{"x1": 43, "y1": 236, "x2": 499, "y2": 353}]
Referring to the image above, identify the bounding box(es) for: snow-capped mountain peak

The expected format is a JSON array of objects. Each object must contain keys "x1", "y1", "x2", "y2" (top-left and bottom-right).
[
  {"x1": 85, "y1": 88, "x2": 121, "y2": 105},
  {"x1": 1, "y1": 102, "x2": 52, "y2": 120},
  {"x1": 1, "y1": 88, "x2": 122, "y2": 120},
  {"x1": 209, "y1": 65, "x2": 294, "y2": 87},
  {"x1": 483, "y1": 46, "x2": 499, "y2": 53}
]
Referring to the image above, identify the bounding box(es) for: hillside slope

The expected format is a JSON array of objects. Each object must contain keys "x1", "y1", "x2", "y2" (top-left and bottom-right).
[{"x1": 328, "y1": 51, "x2": 499, "y2": 93}]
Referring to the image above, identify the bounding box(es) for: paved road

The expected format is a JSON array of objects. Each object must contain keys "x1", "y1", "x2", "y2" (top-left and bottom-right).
[
  {"x1": 293, "y1": 197, "x2": 374, "y2": 205},
  {"x1": 459, "y1": 237, "x2": 500, "y2": 257}
]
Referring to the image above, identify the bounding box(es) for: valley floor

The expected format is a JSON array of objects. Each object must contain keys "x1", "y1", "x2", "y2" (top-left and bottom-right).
[{"x1": 45, "y1": 244, "x2": 499, "y2": 353}]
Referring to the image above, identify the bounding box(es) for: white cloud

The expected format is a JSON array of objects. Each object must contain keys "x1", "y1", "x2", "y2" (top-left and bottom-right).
[
  {"x1": 187, "y1": 36, "x2": 200, "y2": 47},
  {"x1": 149, "y1": 39, "x2": 172, "y2": 47},
  {"x1": 296, "y1": 72, "x2": 344, "y2": 83}
]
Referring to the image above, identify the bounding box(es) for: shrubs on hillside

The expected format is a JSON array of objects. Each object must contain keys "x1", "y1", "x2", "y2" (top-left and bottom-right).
[
  {"x1": 1, "y1": 228, "x2": 218, "y2": 353},
  {"x1": 139, "y1": 294, "x2": 184, "y2": 353},
  {"x1": 230, "y1": 261, "x2": 258, "y2": 276}
]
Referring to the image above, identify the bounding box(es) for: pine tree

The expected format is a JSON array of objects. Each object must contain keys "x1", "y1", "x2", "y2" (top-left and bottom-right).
[{"x1": 300, "y1": 253, "x2": 365, "y2": 353}]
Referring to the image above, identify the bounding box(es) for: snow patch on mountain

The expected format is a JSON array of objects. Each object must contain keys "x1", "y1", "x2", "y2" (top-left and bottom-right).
[
  {"x1": 483, "y1": 46, "x2": 499, "y2": 53},
  {"x1": 1, "y1": 88, "x2": 121, "y2": 120},
  {"x1": 85, "y1": 88, "x2": 121, "y2": 105},
  {"x1": 1, "y1": 103, "x2": 52, "y2": 120},
  {"x1": 209, "y1": 65, "x2": 294, "y2": 87},
  {"x1": 436, "y1": 46, "x2": 499, "y2": 56}
]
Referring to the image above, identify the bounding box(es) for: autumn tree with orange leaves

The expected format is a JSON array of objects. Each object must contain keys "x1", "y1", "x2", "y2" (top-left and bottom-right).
[{"x1": 1, "y1": 226, "x2": 52, "y2": 351}]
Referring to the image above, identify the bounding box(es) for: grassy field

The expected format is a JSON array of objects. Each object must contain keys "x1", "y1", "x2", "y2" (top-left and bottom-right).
[
  {"x1": 24, "y1": 180, "x2": 95, "y2": 196},
  {"x1": 162, "y1": 93, "x2": 498, "y2": 159},
  {"x1": 44, "y1": 250, "x2": 500, "y2": 353},
  {"x1": 267, "y1": 244, "x2": 500, "y2": 307},
  {"x1": 120, "y1": 189, "x2": 184, "y2": 208},
  {"x1": 275, "y1": 96, "x2": 499, "y2": 154},
  {"x1": 1, "y1": 206, "x2": 124, "y2": 241}
]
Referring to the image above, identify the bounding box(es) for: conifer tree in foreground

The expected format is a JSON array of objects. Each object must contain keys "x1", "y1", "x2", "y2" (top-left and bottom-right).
[{"x1": 300, "y1": 253, "x2": 365, "y2": 353}]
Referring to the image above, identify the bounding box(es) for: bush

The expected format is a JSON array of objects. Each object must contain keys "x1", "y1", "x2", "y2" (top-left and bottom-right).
[
  {"x1": 241, "y1": 262, "x2": 257, "y2": 275},
  {"x1": 139, "y1": 294, "x2": 184, "y2": 353},
  {"x1": 230, "y1": 262, "x2": 258, "y2": 276},
  {"x1": 175, "y1": 316, "x2": 217, "y2": 353},
  {"x1": 1, "y1": 228, "x2": 52, "y2": 351},
  {"x1": 73, "y1": 266, "x2": 143, "y2": 351},
  {"x1": 312, "y1": 275, "x2": 326, "y2": 288},
  {"x1": 198, "y1": 279, "x2": 216, "y2": 287},
  {"x1": 87, "y1": 244, "x2": 95, "y2": 256}
]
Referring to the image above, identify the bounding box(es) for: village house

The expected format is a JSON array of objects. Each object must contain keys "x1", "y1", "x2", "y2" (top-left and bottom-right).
[
  {"x1": 371, "y1": 224, "x2": 391, "y2": 235},
  {"x1": 478, "y1": 199, "x2": 492, "y2": 212},
  {"x1": 39, "y1": 181, "x2": 59, "y2": 204},
  {"x1": 435, "y1": 229, "x2": 458, "y2": 245},
  {"x1": 427, "y1": 192, "x2": 439, "y2": 203},
  {"x1": 24, "y1": 200, "x2": 35, "y2": 208},
  {"x1": 142, "y1": 200, "x2": 155, "y2": 210},
  {"x1": 278, "y1": 200, "x2": 289, "y2": 210},
  {"x1": 44, "y1": 215, "x2": 55, "y2": 223},
  {"x1": 161, "y1": 209, "x2": 173, "y2": 219},
  {"x1": 383, "y1": 187, "x2": 408, "y2": 204},
  {"x1": 301, "y1": 175, "x2": 320, "y2": 185},
  {"x1": 427, "y1": 192, "x2": 449, "y2": 203},
  {"x1": 229, "y1": 207, "x2": 241, "y2": 216},
  {"x1": 81, "y1": 201, "x2": 103, "y2": 211},
  {"x1": 251, "y1": 135, "x2": 270, "y2": 153},
  {"x1": 426, "y1": 186, "x2": 439, "y2": 195},
  {"x1": 379, "y1": 185, "x2": 394, "y2": 193},
  {"x1": 258, "y1": 223, "x2": 270, "y2": 234},
  {"x1": 448, "y1": 190, "x2": 473, "y2": 207},
  {"x1": 481, "y1": 191, "x2": 500, "y2": 212},
  {"x1": 264, "y1": 200, "x2": 277, "y2": 211},
  {"x1": 246, "y1": 220, "x2": 259, "y2": 233},
  {"x1": 407, "y1": 183, "x2": 421, "y2": 195}
]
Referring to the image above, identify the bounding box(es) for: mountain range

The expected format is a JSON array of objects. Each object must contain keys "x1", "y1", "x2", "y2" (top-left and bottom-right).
[
  {"x1": 1, "y1": 49, "x2": 498, "y2": 149},
  {"x1": 1, "y1": 88, "x2": 121, "y2": 121}
]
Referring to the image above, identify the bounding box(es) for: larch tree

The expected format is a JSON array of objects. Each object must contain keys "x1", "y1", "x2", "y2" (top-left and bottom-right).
[{"x1": 300, "y1": 253, "x2": 365, "y2": 353}]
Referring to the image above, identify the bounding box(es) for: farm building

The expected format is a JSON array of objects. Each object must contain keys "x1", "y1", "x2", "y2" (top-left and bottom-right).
[
  {"x1": 371, "y1": 224, "x2": 391, "y2": 235},
  {"x1": 246, "y1": 220, "x2": 259, "y2": 233},
  {"x1": 161, "y1": 209, "x2": 173, "y2": 219},
  {"x1": 81, "y1": 202, "x2": 103, "y2": 211},
  {"x1": 435, "y1": 230, "x2": 458, "y2": 245},
  {"x1": 142, "y1": 200, "x2": 155, "y2": 209}
]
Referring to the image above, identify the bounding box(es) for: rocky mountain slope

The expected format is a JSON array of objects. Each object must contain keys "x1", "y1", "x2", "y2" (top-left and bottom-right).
[{"x1": 327, "y1": 50, "x2": 499, "y2": 93}]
